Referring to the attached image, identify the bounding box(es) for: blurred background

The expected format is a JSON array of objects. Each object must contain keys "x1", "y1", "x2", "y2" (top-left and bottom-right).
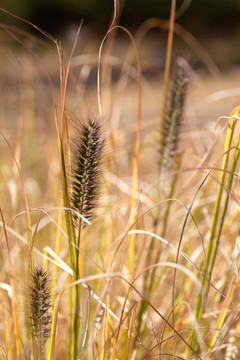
[
  {"x1": 0, "y1": 0, "x2": 240, "y2": 153},
  {"x1": 1, "y1": 0, "x2": 240, "y2": 67}
]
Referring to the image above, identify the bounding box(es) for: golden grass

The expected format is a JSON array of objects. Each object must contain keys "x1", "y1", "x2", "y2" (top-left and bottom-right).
[{"x1": 1, "y1": 3, "x2": 240, "y2": 360}]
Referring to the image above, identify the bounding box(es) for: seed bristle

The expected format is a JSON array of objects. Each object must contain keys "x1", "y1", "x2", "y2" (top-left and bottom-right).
[
  {"x1": 71, "y1": 117, "x2": 104, "y2": 228},
  {"x1": 160, "y1": 65, "x2": 188, "y2": 170},
  {"x1": 29, "y1": 267, "x2": 52, "y2": 352}
]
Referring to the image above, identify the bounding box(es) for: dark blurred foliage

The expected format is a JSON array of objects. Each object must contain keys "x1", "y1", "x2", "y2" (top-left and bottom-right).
[{"x1": 0, "y1": 0, "x2": 240, "y2": 38}]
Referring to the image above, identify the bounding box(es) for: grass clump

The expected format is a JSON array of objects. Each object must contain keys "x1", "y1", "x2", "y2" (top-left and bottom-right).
[
  {"x1": 1, "y1": 2, "x2": 240, "y2": 360},
  {"x1": 69, "y1": 117, "x2": 104, "y2": 358}
]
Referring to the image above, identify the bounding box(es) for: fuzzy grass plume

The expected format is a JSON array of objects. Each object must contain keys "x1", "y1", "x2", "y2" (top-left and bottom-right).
[
  {"x1": 71, "y1": 118, "x2": 104, "y2": 236},
  {"x1": 69, "y1": 117, "x2": 104, "y2": 358},
  {"x1": 29, "y1": 267, "x2": 52, "y2": 356},
  {"x1": 160, "y1": 65, "x2": 188, "y2": 171},
  {"x1": 138, "y1": 65, "x2": 189, "y2": 336}
]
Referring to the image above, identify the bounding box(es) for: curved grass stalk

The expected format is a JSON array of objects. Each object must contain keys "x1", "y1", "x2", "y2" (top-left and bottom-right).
[
  {"x1": 0, "y1": 209, "x2": 22, "y2": 360},
  {"x1": 138, "y1": 63, "x2": 188, "y2": 335},
  {"x1": 136, "y1": 0, "x2": 180, "y2": 331},
  {"x1": 97, "y1": 24, "x2": 142, "y2": 274},
  {"x1": 136, "y1": 156, "x2": 182, "y2": 337},
  {"x1": 207, "y1": 271, "x2": 238, "y2": 358}
]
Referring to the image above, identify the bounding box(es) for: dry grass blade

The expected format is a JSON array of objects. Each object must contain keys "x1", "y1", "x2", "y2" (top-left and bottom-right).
[
  {"x1": 97, "y1": 24, "x2": 142, "y2": 273},
  {"x1": 160, "y1": 0, "x2": 176, "y2": 131},
  {"x1": 0, "y1": 209, "x2": 22, "y2": 360},
  {"x1": 0, "y1": 346, "x2": 8, "y2": 360}
]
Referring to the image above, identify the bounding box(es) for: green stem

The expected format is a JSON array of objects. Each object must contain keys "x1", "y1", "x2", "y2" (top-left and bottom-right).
[
  {"x1": 73, "y1": 219, "x2": 82, "y2": 359},
  {"x1": 190, "y1": 107, "x2": 240, "y2": 354},
  {"x1": 209, "y1": 123, "x2": 240, "y2": 280},
  {"x1": 67, "y1": 283, "x2": 74, "y2": 360},
  {"x1": 59, "y1": 142, "x2": 77, "y2": 269},
  {"x1": 73, "y1": 282, "x2": 80, "y2": 360}
]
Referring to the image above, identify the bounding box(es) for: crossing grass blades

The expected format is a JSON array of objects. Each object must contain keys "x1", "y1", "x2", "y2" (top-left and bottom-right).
[{"x1": 0, "y1": 2, "x2": 240, "y2": 360}]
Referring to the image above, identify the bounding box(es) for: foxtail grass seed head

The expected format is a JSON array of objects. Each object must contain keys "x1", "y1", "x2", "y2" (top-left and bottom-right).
[
  {"x1": 29, "y1": 267, "x2": 52, "y2": 351},
  {"x1": 71, "y1": 118, "x2": 104, "y2": 228},
  {"x1": 160, "y1": 65, "x2": 188, "y2": 170}
]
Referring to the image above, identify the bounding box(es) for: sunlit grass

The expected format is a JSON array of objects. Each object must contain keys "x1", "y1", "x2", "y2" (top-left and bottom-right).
[{"x1": 0, "y1": 3, "x2": 240, "y2": 360}]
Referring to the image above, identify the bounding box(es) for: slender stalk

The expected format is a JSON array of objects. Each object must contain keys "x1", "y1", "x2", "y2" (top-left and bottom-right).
[
  {"x1": 209, "y1": 108, "x2": 240, "y2": 279},
  {"x1": 207, "y1": 272, "x2": 238, "y2": 358},
  {"x1": 70, "y1": 119, "x2": 103, "y2": 359},
  {"x1": 146, "y1": 0, "x2": 176, "y2": 269},
  {"x1": 67, "y1": 284, "x2": 74, "y2": 360},
  {"x1": 59, "y1": 142, "x2": 77, "y2": 270},
  {"x1": 137, "y1": 64, "x2": 188, "y2": 336},
  {"x1": 0, "y1": 209, "x2": 22, "y2": 360},
  {"x1": 160, "y1": 0, "x2": 176, "y2": 131},
  {"x1": 73, "y1": 283, "x2": 81, "y2": 360},
  {"x1": 136, "y1": 155, "x2": 182, "y2": 338},
  {"x1": 151, "y1": 154, "x2": 182, "y2": 287},
  {"x1": 190, "y1": 106, "x2": 240, "y2": 354}
]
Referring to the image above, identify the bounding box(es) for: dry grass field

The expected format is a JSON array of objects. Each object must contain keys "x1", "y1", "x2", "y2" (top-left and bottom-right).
[{"x1": 1, "y1": 3, "x2": 240, "y2": 359}]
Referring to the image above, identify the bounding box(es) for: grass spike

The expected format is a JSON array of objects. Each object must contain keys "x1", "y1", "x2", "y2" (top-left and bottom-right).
[
  {"x1": 160, "y1": 65, "x2": 188, "y2": 171},
  {"x1": 71, "y1": 117, "x2": 104, "y2": 238},
  {"x1": 70, "y1": 117, "x2": 104, "y2": 359},
  {"x1": 29, "y1": 267, "x2": 52, "y2": 358}
]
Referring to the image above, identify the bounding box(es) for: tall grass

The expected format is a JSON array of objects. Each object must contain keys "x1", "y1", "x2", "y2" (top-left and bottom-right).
[{"x1": 0, "y1": 2, "x2": 240, "y2": 360}]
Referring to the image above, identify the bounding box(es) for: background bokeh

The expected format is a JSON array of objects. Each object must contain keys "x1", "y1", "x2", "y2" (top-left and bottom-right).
[
  {"x1": 1, "y1": 0, "x2": 240, "y2": 69},
  {"x1": 1, "y1": 0, "x2": 240, "y2": 37}
]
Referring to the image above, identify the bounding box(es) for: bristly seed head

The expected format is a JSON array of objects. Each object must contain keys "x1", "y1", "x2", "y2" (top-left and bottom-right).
[
  {"x1": 160, "y1": 66, "x2": 188, "y2": 170},
  {"x1": 29, "y1": 267, "x2": 52, "y2": 351},
  {"x1": 71, "y1": 118, "x2": 104, "y2": 228}
]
